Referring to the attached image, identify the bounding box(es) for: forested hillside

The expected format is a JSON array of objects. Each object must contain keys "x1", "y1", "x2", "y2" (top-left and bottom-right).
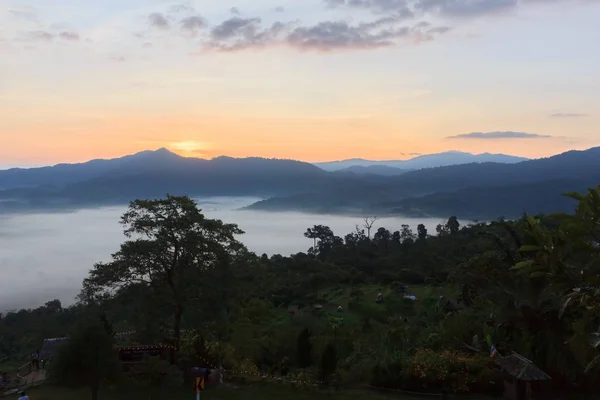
[{"x1": 1, "y1": 187, "x2": 599, "y2": 399}]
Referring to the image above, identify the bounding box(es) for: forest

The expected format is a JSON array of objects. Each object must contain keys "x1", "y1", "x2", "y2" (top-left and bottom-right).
[{"x1": 1, "y1": 186, "x2": 599, "y2": 399}]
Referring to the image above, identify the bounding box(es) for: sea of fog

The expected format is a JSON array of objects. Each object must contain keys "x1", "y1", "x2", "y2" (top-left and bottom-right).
[{"x1": 0, "y1": 197, "x2": 445, "y2": 311}]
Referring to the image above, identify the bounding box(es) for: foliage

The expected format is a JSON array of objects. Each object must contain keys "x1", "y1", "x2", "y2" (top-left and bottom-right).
[
  {"x1": 297, "y1": 328, "x2": 313, "y2": 370},
  {"x1": 81, "y1": 195, "x2": 246, "y2": 359},
  {"x1": 49, "y1": 318, "x2": 121, "y2": 400},
  {"x1": 5, "y1": 188, "x2": 600, "y2": 397},
  {"x1": 319, "y1": 344, "x2": 338, "y2": 383}
]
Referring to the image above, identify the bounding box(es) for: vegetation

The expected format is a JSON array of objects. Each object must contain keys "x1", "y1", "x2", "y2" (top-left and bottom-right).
[{"x1": 1, "y1": 186, "x2": 600, "y2": 399}]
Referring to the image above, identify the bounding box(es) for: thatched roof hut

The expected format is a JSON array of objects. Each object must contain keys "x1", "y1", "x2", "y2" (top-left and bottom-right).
[
  {"x1": 494, "y1": 352, "x2": 550, "y2": 400},
  {"x1": 494, "y1": 352, "x2": 551, "y2": 381}
]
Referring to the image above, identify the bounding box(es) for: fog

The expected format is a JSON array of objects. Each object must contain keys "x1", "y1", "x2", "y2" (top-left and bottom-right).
[{"x1": 0, "y1": 197, "x2": 445, "y2": 311}]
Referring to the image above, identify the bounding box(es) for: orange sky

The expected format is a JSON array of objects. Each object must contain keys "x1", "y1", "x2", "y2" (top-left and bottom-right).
[{"x1": 1, "y1": 0, "x2": 599, "y2": 167}]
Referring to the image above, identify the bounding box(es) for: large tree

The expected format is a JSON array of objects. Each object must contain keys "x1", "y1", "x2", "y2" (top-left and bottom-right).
[{"x1": 82, "y1": 195, "x2": 245, "y2": 361}]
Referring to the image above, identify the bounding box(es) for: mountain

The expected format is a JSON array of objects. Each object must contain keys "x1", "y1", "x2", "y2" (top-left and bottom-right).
[
  {"x1": 247, "y1": 147, "x2": 600, "y2": 220},
  {"x1": 2, "y1": 147, "x2": 599, "y2": 220},
  {"x1": 0, "y1": 148, "x2": 183, "y2": 190},
  {"x1": 335, "y1": 165, "x2": 411, "y2": 176},
  {"x1": 314, "y1": 151, "x2": 529, "y2": 172},
  {"x1": 0, "y1": 149, "x2": 351, "y2": 213}
]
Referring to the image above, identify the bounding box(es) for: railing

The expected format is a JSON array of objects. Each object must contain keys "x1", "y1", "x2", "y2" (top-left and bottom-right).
[{"x1": 17, "y1": 362, "x2": 33, "y2": 378}]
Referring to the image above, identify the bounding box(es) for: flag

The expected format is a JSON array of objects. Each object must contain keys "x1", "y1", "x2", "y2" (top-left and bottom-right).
[{"x1": 490, "y1": 345, "x2": 498, "y2": 358}]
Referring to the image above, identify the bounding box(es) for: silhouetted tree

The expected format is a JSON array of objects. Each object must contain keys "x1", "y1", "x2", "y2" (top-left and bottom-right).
[
  {"x1": 319, "y1": 343, "x2": 338, "y2": 383},
  {"x1": 417, "y1": 224, "x2": 428, "y2": 241},
  {"x1": 363, "y1": 216, "x2": 378, "y2": 239},
  {"x1": 82, "y1": 195, "x2": 245, "y2": 362},
  {"x1": 297, "y1": 328, "x2": 313, "y2": 370}
]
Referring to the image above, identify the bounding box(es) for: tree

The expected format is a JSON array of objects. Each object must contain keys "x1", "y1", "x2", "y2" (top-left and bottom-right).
[
  {"x1": 400, "y1": 224, "x2": 416, "y2": 243},
  {"x1": 50, "y1": 319, "x2": 121, "y2": 400},
  {"x1": 82, "y1": 195, "x2": 245, "y2": 362},
  {"x1": 417, "y1": 224, "x2": 428, "y2": 241},
  {"x1": 304, "y1": 225, "x2": 335, "y2": 255},
  {"x1": 297, "y1": 328, "x2": 313, "y2": 369},
  {"x1": 374, "y1": 227, "x2": 392, "y2": 244},
  {"x1": 447, "y1": 216, "x2": 460, "y2": 235},
  {"x1": 319, "y1": 343, "x2": 338, "y2": 383},
  {"x1": 363, "y1": 217, "x2": 378, "y2": 239}
]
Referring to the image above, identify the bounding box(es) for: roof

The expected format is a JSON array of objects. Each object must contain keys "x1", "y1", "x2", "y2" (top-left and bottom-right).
[{"x1": 494, "y1": 352, "x2": 551, "y2": 381}]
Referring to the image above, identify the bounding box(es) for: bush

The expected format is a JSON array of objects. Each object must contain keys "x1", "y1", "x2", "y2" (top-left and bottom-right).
[{"x1": 404, "y1": 349, "x2": 497, "y2": 394}]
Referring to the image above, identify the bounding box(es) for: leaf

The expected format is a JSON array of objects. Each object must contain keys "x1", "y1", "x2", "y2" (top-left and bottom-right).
[
  {"x1": 529, "y1": 271, "x2": 546, "y2": 279},
  {"x1": 511, "y1": 260, "x2": 535, "y2": 271},
  {"x1": 585, "y1": 354, "x2": 600, "y2": 374},
  {"x1": 559, "y1": 297, "x2": 573, "y2": 319}
]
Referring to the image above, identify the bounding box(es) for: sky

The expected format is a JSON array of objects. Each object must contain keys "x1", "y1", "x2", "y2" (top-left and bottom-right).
[{"x1": 1, "y1": 0, "x2": 599, "y2": 167}]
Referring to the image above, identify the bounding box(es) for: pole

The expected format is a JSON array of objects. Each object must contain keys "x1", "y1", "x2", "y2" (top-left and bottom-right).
[{"x1": 196, "y1": 393, "x2": 200, "y2": 400}]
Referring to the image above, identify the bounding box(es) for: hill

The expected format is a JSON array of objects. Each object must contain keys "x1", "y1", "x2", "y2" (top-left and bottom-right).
[
  {"x1": 0, "y1": 149, "x2": 346, "y2": 213},
  {"x1": 314, "y1": 151, "x2": 529, "y2": 171},
  {"x1": 335, "y1": 165, "x2": 411, "y2": 176},
  {"x1": 247, "y1": 147, "x2": 600, "y2": 219},
  {"x1": 2, "y1": 147, "x2": 599, "y2": 219}
]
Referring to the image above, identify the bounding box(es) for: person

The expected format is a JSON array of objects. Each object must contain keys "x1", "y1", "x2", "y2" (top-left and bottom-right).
[
  {"x1": 18, "y1": 391, "x2": 29, "y2": 400},
  {"x1": 31, "y1": 350, "x2": 40, "y2": 371}
]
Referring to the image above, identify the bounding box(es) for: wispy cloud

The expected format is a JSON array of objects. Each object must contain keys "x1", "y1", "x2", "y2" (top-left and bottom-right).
[
  {"x1": 550, "y1": 112, "x2": 589, "y2": 118},
  {"x1": 148, "y1": 13, "x2": 170, "y2": 30},
  {"x1": 23, "y1": 31, "x2": 54, "y2": 41},
  {"x1": 58, "y1": 31, "x2": 80, "y2": 41},
  {"x1": 180, "y1": 16, "x2": 206, "y2": 34},
  {"x1": 324, "y1": 0, "x2": 518, "y2": 18},
  {"x1": 447, "y1": 131, "x2": 552, "y2": 139},
  {"x1": 8, "y1": 7, "x2": 38, "y2": 22},
  {"x1": 206, "y1": 17, "x2": 291, "y2": 51},
  {"x1": 203, "y1": 15, "x2": 449, "y2": 52}
]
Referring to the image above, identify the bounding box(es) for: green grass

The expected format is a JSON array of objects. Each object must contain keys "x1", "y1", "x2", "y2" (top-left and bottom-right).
[{"x1": 20, "y1": 382, "x2": 435, "y2": 400}]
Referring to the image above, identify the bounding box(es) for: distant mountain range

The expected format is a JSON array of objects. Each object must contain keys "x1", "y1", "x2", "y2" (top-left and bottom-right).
[
  {"x1": 0, "y1": 147, "x2": 598, "y2": 220},
  {"x1": 314, "y1": 151, "x2": 529, "y2": 171}
]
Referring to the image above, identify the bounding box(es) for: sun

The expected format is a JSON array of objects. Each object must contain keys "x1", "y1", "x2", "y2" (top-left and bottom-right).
[{"x1": 168, "y1": 140, "x2": 206, "y2": 155}]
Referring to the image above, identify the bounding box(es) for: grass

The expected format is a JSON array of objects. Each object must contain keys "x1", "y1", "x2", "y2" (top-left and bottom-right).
[{"x1": 19, "y1": 382, "x2": 438, "y2": 400}]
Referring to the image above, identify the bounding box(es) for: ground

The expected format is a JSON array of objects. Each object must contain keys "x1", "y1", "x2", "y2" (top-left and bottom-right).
[{"x1": 19, "y1": 382, "x2": 450, "y2": 400}]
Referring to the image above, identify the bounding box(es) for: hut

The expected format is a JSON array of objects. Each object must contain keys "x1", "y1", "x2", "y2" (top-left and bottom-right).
[{"x1": 494, "y1": 352, "x2": 551, "y2": 400}]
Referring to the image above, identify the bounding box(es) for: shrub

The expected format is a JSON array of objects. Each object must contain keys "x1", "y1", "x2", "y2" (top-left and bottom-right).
[{"x1": 404, "y1": 348, "x2": 496, "y2": 394}]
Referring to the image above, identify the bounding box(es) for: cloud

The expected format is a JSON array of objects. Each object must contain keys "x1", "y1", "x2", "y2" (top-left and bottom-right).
[
  {"x1": 180, "y1": 16, "x2": 206, "y2": 33},
  {"x1": 230, "y1": 7, "x2": 241, "y2": 15},
  {"x1": 323, "y1": 0, "x2": 518, "y2": 18},
  {"x1": 8, "y1": 7, "x2": 38, "y2": 22},
  {"x1": 287, "y1": 17, "x2": 448, "y2": 51},
  {"x1": 325, "y1": 0, "x2": 415, "y2": 18},
  {"x1": 203, "y1": 13, "x2": 449, "y2": 52},
  {"x1": 24, "y1": 31, "x2": 54, "y2": 41},
  {"x1": 287, "y1": 18, "x2": 408, "y2": 51},
  {"x1": 148, "y1": 13, "x2": 170, "y2": 29},
  {"x1": 58, "y1": 31, "x2": 80, "y2": 41},
  {"x1": 415, "y1": 0, "x2": 517, "y2": 17},
  {"x1": 446, "y1": 131, "x2": 552, "y2": 139},
  {"x1": 109, "y1": 56, "x2": 126, "y2": 62},
  {"x1": 169, "y1": 4, "x2": 196, "y2": 14},
  {"x1": 550, "y1": 112, "x2": 589, "y2": 118},
  {"x1": 274, "y1": 6, "x2": 285, "y2": 12},
  {"x1": 207, "y1": 17, "x2": 290, "y2": 51}
]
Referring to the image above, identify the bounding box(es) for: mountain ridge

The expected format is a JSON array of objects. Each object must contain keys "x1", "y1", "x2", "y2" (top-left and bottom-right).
[
  {"x1": 1, "y1": 146, "x2": 598, "y2": 220},
  {"x1": 314, "y1": 151, "x2": 529, "y2": 171}
]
